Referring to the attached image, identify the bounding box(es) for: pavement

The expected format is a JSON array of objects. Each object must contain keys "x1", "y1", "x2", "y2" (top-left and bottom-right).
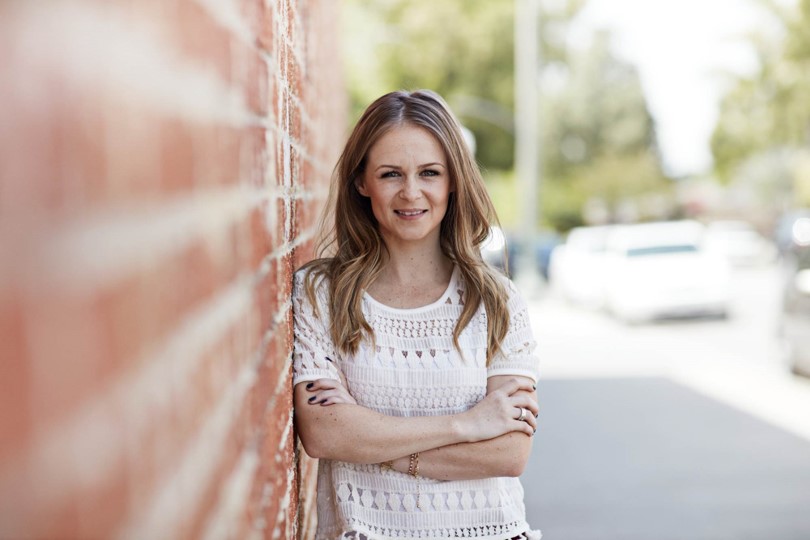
[
  {"x1": 518, "y1": 265, "x2": 810, "y2": 539},
  {"x1": 523, "y1": 378, "x2": 810, "y2": 540}
]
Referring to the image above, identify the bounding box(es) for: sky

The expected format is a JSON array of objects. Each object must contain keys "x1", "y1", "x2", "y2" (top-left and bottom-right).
[{"x1": 569, "y1": 0, "x2": 789, "y2": 177}]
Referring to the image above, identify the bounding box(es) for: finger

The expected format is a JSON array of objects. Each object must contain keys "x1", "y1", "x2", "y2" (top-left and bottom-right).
[
  {"x1": 511, "y1": 418, "x2": 535, "y2": 437},
  {"x1": 319, "y1": 395, "x2": 355, "y2": 406},
  {"x1": 307, "y1": 388, "x2": 343, "y2": 404},
  {"x1": 500, "y1": 378, "x2": 537, "y2": 397},
  {"x1": 304, "y1": 378, "x2": 342, "y2": 392},
  {"x1": 511, "y1": 395, "x2": 539, "y2": 417},
  {"x1": 523, "y1": 413, "x2": 538, "y2": 432},
  {"x1": 312, "y1": 388, "x2": 357, "y2": 406},
  {"x1": 511, "y1": 406, "x2": 538, "y2": 431}
]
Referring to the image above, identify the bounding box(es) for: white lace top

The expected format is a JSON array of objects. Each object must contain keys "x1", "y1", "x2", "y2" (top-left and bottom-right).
[{"x1": 292, "y1": 266, "x2": 542, "y2": 540}]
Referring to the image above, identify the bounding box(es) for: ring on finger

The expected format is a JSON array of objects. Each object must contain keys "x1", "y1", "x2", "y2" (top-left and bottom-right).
[{"x1": 517, "y1": 407, "x2": 527, "y2": 422}]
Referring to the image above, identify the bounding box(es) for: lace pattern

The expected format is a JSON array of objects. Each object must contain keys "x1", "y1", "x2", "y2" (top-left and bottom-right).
[{"x1": 293, "y1": 269, "x2": 541, "y2": 540}]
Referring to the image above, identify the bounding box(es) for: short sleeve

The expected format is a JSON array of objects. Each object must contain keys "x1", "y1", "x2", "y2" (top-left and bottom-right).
[
  {"x1": 487, "y1": 281, "x2": 540, "y2": 383},
  {"x1": 292, "y1": 270, "x2": 343, "y2": 386}
]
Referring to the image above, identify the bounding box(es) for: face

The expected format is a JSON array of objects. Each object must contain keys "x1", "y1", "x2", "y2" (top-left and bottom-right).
[{"x1": 356, "y1": 124, "x2": 452, "y2": 249}]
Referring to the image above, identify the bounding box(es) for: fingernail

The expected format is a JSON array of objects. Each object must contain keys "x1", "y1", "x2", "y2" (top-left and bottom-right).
[
  {"x1": 308, "y1": 396, "x2": 316, "y2": 403},
  {"x1": 306, "y1": 383, "x2": 314, "y2": 390},
  {"x1": 532, "y1": 384, "x2": 536, "y2": 390},
  {"x1": 535, "y1": 413, "x2": 539, "y2": 418}
]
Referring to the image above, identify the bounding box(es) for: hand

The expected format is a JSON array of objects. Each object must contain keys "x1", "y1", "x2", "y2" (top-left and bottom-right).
[
  {"x1": 304, "y1": 378, "x2": 358, "y2": 406},
  {"x1": 459, "y1": 378, "x2": 538, "y2": 442}
]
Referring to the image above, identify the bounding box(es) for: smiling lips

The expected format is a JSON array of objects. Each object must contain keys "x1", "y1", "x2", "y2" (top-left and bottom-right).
[{"x1": 394, "y1": 209, "x2": 428, "y2": 218}]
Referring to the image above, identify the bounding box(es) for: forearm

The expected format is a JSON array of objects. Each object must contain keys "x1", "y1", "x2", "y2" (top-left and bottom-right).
[
  {"x1": 294, "y1": 376, "x2": 537, "y2": 466},
  {"x1": 294, "y1": 396, "x2": 469, "y2": 464},
  {"x1": 388, "y1": 431, "x2": 533, "y2": 480}
]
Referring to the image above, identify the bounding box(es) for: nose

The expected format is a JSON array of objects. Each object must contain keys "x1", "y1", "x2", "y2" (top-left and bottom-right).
[{"x1": 399, "y1": 174, "x2": 421, "y2": 201}]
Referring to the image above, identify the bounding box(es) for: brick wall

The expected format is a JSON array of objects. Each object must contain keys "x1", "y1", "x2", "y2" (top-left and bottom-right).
[{"x1": 0, "y1": 0, "x2": 344, "y2": 538}]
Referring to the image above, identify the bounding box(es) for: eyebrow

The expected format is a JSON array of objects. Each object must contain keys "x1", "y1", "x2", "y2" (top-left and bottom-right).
[{"x1": 375, "y1": 162, "x2": 446, "y2": 171}]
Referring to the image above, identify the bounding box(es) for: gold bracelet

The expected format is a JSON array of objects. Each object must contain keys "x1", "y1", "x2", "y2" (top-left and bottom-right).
[
  {"x1": 408, "y1": 452, "x2": 421, "y2": 510},
  {"x1": 380, "y1": 460, "x2": 394, "y2": 472}
]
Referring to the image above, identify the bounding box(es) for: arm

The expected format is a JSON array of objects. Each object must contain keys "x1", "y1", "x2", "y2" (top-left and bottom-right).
[
  {"x1": 386, "y1": 282, "x2": 542, "y2": 481},
  {"x1": 384, "y1": 375, "x2": 538, "y2": 480},
  {"x1": 294, "y1": 376, "x2": 537, "y2": 464}
]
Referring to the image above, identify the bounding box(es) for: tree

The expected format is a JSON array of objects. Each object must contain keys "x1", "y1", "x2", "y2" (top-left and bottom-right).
[
  {"x1": 342, "y1": 1, "x2": 670, "y2": 230},
  {"x1": 540, "y1": 31, "x2": 671, "y2": 229},
  {"x1": 711, "y1": 0, "x2": 810, "y2": 182},
  {"x1": 342, "y1": 0, "x2": 586, "y2": 171}
]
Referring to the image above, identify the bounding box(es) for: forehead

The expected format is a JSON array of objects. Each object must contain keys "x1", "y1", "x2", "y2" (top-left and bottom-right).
[{"x1": 366, "y1": 124, "x2": 446, "y2": 164}]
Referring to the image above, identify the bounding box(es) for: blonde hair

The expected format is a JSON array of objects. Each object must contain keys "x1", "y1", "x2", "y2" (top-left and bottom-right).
[{"x1": 301, "y1": 90, "x2": 509, "y2": 364}]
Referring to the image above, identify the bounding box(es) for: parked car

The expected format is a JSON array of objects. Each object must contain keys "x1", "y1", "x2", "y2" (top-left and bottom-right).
[
  {"x1": 774, "y1": 209, "x2": 810, "y2": 255},
  {"x1": 779, "y1": 245, "x2": 810, "y2": 378},
  {"x1": 703, "y1": 220, "x2": 777, "y2": 267},
  {"x1": 548, "y1": 225, "x2": 613, "y2": 308},
  {"x1": 603, "y1": 221, "x2": 731, "y2": 323},
  {"x1": 481, "y1": 225, "x2": 514, "y2": 275}
]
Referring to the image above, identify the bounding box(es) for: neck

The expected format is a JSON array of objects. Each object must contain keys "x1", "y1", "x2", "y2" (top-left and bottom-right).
[{"x1": 378, "y1": 238, "x2": 453, "y2": 286}]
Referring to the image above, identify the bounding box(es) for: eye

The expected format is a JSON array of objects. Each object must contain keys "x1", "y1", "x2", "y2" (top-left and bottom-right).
[
  {"x1": 421, "y1": 169, "x2": 440, "y2": 177},
  {"x1": 381, "y1": 170, "x2": 400, "y2": 178}
]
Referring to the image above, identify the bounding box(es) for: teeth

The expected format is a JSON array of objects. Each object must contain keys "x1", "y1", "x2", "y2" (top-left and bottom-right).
[{"x1": 397, "y1": 210, "x2": 425, "y2": 216}]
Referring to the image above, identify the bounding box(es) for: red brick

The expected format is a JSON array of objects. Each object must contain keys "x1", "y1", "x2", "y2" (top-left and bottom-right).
[
  {"x1": 247, "y1": 205, "x2": 272, "y2": 270},
  {"x1": 235, "y1": 44, "x2": 270, "y2": 117},
  {"x1": 0, "y1": 294, "x2": 32, "y2": 463},
  {"x1": 183, "y1": 123, "x2": 237, "y2": 190},
  {"x1": 171, "y1": 0, "x2": 232, "y2": 84},
  {"x1": 0, "y1": 0, "x2": 345, "y2": 537},
  {"x1": 103, "y1": 103, "x2": 162, "y2": 202},
  {"x1": 241, "y1": 126, "x2": 269, "y2": 188},
  {"x1": 254, "y1": 0, "x2": 276, "y2": 53},
  {"x1": 159, "y1": 118, "x2": 196, "y2": 193}
]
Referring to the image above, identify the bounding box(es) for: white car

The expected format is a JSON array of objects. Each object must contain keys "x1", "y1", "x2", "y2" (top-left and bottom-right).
[
  {"x1": 703, "y1": 220, "x2": 777, "y2": 267},
  {"x1": 603, "y1": 221, "x2": 731, "y2": 322},
  {"x1": 548, "y1": 225, "x2": 613, "y2": 309}
]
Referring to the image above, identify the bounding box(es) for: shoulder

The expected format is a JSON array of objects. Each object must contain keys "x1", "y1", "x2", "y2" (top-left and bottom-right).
[
  {"x1": 484, "y1": 266, "x2": 522, "y2": 302},
  {"x1": 293, "y1": 259, "x2": 331, "y2": 289},
  {"x1": 453, "y1": 264, "x2": 520, "y2": 299},
  {"x1": 491, "y1": 271, "x2": 528, "y2": 312},
  {"x1": 293, "y1": 260, "x2": 333, "y2": 311},
  {"x1": 492, "y1": 270, "x2": 518, "y2": 294}
]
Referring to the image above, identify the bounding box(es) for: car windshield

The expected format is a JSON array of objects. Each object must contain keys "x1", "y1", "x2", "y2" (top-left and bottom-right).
[{"x1": 626, "y1": 244, "x2": 699, "y2": 257}]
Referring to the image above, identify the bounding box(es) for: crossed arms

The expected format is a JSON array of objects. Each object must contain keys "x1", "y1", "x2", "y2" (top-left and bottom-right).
[{"x1": 293, "y1": 375, "x2": 539, "y2": 481}]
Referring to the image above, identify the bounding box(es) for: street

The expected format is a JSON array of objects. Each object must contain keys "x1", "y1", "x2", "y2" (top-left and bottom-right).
[{"x1": 521, "y1": 264, "x2": 810, "y2": 539}]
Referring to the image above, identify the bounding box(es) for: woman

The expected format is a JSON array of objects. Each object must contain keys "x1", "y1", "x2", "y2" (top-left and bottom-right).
[{"x1": 292, "y1": 90, "x2": 542, "y2": 539}]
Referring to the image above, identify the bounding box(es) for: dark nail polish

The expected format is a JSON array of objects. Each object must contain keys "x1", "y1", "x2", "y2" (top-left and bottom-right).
[
  {"x1": 532, "y1": 384, "x2": 537, "y2": 390},
  {"x1": 325, "y1": 356, "x2": 333, "y2": 362},
  {"x1": 306, "y1": 383, "x2": 314, "y2": 390},
  {"x1": 308, "y1": 396, "x2": 316, "y2": 403}
]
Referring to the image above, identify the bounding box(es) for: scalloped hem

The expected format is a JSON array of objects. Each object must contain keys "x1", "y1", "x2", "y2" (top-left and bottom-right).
[{"x1": 332, "y1": 528, "x2": 542, "y2": 540}]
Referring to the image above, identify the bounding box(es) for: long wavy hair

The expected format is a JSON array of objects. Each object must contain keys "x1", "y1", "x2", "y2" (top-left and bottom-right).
[{"x1": 301, "y1": 90, "x2": 509, "y2": 364}]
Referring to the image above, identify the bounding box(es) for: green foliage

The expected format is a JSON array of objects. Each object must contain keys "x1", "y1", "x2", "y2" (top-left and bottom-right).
[
  {"x1": 539, "y1": 31, "x2": 670, "y2": 230},
  {"x1": 342, "y1": 0, "x2": 670, "y2": 231},
  {"x1": 342, "y1": 0, "x2": 517, "y2": 169},
  {"x1": 342, "y1": 0, "x2": 589, "y2": 172},
  {"x1": 711, "y1": 0, "x2": 810, "y2": 181}
]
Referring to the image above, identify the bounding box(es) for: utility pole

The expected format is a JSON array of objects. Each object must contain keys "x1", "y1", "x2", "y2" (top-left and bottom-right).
[{"x1": 514, "y1": 0, "x2": 542, "y2": 291}]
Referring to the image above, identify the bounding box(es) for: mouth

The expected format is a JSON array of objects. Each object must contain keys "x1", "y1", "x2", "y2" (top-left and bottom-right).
[{"x1": 394, "y1": 209, "x2": 428, "y2": 217}]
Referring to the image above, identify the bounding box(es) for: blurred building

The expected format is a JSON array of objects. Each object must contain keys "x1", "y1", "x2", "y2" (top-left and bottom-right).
[{"x1": 0, "y1": 1, "x2": 344, "y2": 538}]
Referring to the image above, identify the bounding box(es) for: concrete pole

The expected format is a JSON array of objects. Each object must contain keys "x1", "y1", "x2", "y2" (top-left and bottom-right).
[{"x1": 514, "y1": 0, "x2": 543, "y2": 291}]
